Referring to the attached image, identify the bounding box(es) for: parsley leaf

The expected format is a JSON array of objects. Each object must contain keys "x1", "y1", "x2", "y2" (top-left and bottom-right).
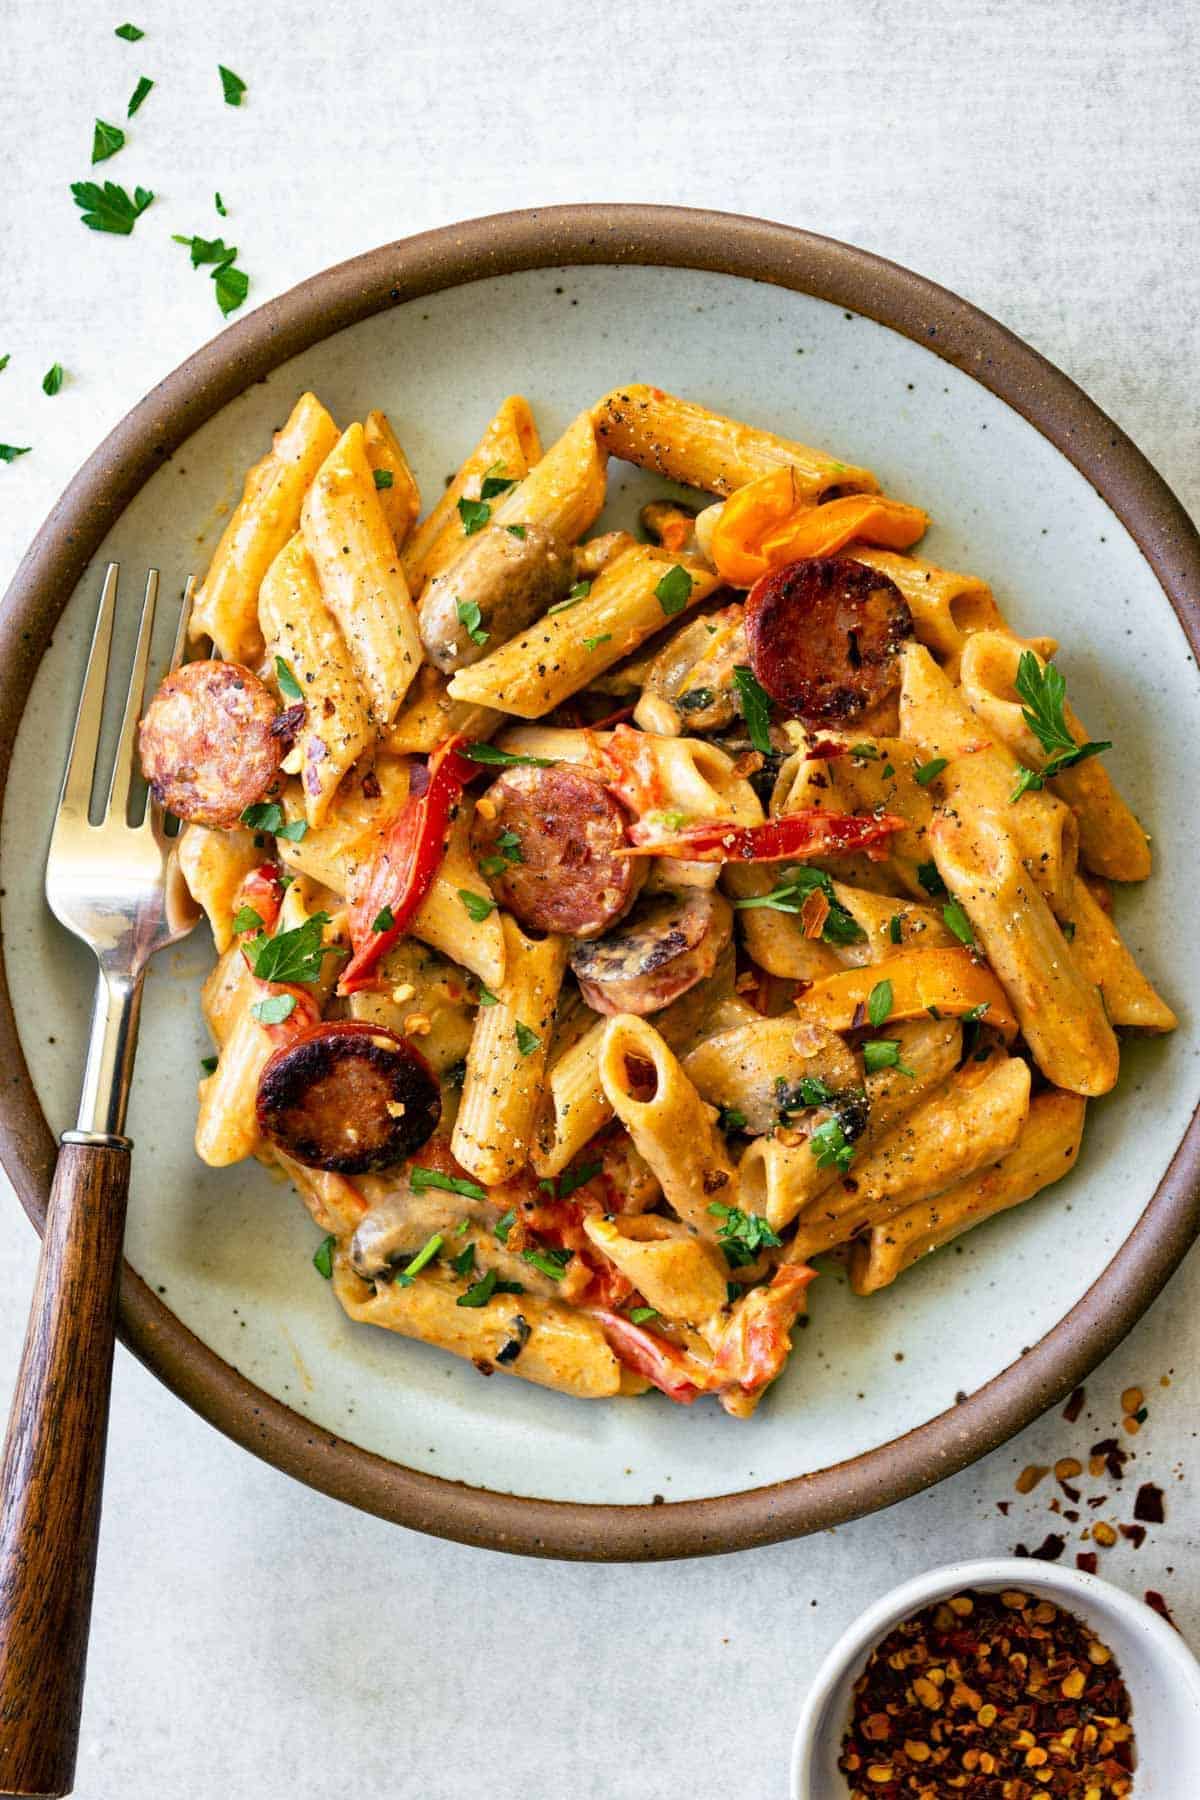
[
  {"x1": 219, "y1": 65, "x2": 247, "y2": 106},
  {"x1": 115, "y1": 21, "x2": 144, "y2": 39},
  {"x1": 942, "y1": 898, "x2": 975, "y2": 946},
  {"x1": 274, "y1": 655, "x2": 303, "y2": 700},
  {"x1": 732, "y1": 866, "x2": 864, "y2": 946},
  {"x1": 494, "y1": 1208, "x2": 516, "y2": 1242},
  {"x1": 0, "y1": 355, "x2": 9, "y2": 373},
  {"x1": 456, "y1": 598, "x2": 489, "y2": 646},
  {"x1": 41, "y1": 363, "x2": 64, "y2": 396},
  {"x1": 775, "y1": 1073, "x2": 837, "y2": 1118},
  {"x1": 655, "y1": 563, "x2": 694, "y2": 617},
  {"x1": 245, "y1": 912, "x2": 330, "y2": 984},
  {"x1": 707, "y1": 1201, "x2": 782, "y2": 1268},
  {"x1": 92, "y1": 119, "x2": 126, "y2": 164},
  {"x1": 250, "y1": 992, "x2": 296, "y2": 1025},
  {"x1": 809, "y1": 1116, "x2": 855, "y2": 1172},
  {"x1": 557, "y1": 1160, "x2": 601, "y2": 1198},
  {"x1": 214, "y1": 191, "x2": 227, "y2": 216},
  {"x1": 231, "y1": 904, "x2": 264, "y2": 934},
  {"x1": 629, "y1": 1306, "x2": 658, "y2": 1324},
  {"x1": 717, "y1": 1104, "x2": 748, "y2": 1133},
  {"x1": 548, "y1": 580, "x2": 592, "y2": 614},
  {"x1": 172, "y1": 232, "x2": 237, "y2": 268},
  {"x1": 506, "y1": 524, "x2": 526, "y2": 539},
  {"x1": 867, "y1": 979, "x2": 893, "y2": 1028},
  {"x1": 71, "y1": 179, "x2": 153, "y2": 234},
  {"x1": 1010, "y1": 650, "x2": 1111, "y2": 800},
  {"x1": 0, "y1": 444, "x2": 31, "y2": 464},
  {"x1": 522, "y1": 1245, "x2": 570, "y2": 1280},
  {"x1": 464, "y1": 743, "x2": 555, "y2": 769},
  {"x1": 456, "y1": 1267, "x2": 525, "y2": 1308},
  {"x1": 583, "y1": 633, "x2": 611, "y2": 653},
  {"x1": 889, "y1": 913, "x2": 904, "y2": 944},
  {"x1": 312, "y1": 1234, "x2": 336, "y2": 1278},
  {"x1": 371, "y1": 905, "x2": 395, "y2": 933},
  {"x1": 457, "y1": 495, "x2": 490, "y2": 535},
  {"x1": 732, "y1": 665, "x2": 772, "y2": 754},
  {"x1": 200, "y1": 1054, "x2": 218, "y2": 1074},
  {"x1": 913, "y1": 756, "x2": 948, "y2": 787},
  {"x1": 214, "y1": 261, "x2": 249, "y2": 317},
  {"x1": 239, "y1": 801, "x2": 307, "y2": 841},
  {"x1": 372, "y1": 468, "x2": 394, "y2": 490},
  {"x1": 412, "y1": 1167, "x2": 486, "y2": 1201},
  {"x1": 477, "y1": 984, "x2": 499, "y2": 1006},
  {"x1": 458, "y1": 889, "x2": 495, "y2": 922},
  {"x1": 916, "y1": 860, "x2": 947, "y2": 899},
  {"x1": 862, "y1": 1039, "x2": 916, "y2": 1077},
  {"x1": 514, "y1": 1021, "x2": 541, "y2": 1057},
  {"x1": 961, "y1": 1001, "x2": 991, "y2": 1023},
  {"x1": 479, "y1": 462, "x2": 516, "y2": 500},
  {"x1": 451, "y1": 1242, "x2": 476, "y2": 1277},
  {"x1": 394, "y1": 1232, "x2": 443, "y2": 1286},
  {"x1": 127, "y1": 75, "x2": 153, "y2": 117}
]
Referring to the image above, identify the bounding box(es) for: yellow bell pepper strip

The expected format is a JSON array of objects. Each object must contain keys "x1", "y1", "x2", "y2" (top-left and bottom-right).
[
  {"x1": 792, "y1": 946, "x2": 1018, "y2": 1040},
  {"x1": 710, "y1": 466, "x2": 929, "y2": 587}
]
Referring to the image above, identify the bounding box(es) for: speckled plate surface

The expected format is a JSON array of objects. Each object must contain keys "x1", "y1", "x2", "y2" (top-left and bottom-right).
[{"x1": 1, "y1": 208, "x2": 1198, "y2": 1558}]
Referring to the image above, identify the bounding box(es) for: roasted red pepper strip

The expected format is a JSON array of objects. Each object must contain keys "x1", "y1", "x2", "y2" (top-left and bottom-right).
[
  {"x1": 620, "y1": 807, "x2": 907, "y2": 863},
  {"x1": 339, "y1": 734, "x2": 474, "y2": 995},
  {"x1": 592, "y1": 1310, "x2": 703, "y2": 1405},
  {"x1": 711, "y1": 1264, "x2": 817, "y2": 1394},
  {"x1": 235, "y1": 863, "x2": 284, "y2": 968}
]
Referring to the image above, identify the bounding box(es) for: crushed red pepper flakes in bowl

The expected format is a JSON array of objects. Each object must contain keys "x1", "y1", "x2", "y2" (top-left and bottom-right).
[{"x1": 838, "y1": 1587, "x2": 1135, "y2": 1796}]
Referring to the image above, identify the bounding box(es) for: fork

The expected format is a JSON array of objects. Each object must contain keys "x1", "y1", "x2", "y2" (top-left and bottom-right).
[{"x1": 0, "y1": 565, "x2": 197, "y2": 1799}]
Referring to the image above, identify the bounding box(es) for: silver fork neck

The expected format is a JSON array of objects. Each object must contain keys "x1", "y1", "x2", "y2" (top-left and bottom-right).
[{"x1": 72, "y1": 965, "x2": 143, "y2": 1143}]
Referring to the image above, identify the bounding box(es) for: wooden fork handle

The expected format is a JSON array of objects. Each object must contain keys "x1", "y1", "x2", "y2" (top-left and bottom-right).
[{"x1": 0, "y1": 1139, "x2": 131, "y2": 1798}]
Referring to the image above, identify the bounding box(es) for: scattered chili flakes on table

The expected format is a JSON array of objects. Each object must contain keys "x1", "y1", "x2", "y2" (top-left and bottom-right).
[{"x1": 838, "y1": 1587, "x2": 1135, "y2": 1796}]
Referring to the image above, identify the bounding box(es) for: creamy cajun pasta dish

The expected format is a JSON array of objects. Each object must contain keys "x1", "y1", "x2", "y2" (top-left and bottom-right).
[{"x1": 137, "y1": 386, "x2": 1175, "y2": 1416}]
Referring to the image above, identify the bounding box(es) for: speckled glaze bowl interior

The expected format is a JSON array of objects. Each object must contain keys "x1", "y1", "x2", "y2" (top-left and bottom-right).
[{"x1": 1, "y1": 207, "x2": 1198, "y2": 1559}]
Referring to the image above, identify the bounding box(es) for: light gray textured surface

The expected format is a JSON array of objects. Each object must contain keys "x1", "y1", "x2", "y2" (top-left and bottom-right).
[{"x1": 0, "y1": 3, "x2": 1196, "y2": 1797}]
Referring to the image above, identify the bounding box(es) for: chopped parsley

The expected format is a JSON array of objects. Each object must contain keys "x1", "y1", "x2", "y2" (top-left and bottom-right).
[
  {"x1": 458, "y1": 888, "x2": 495, "y2": 922},
  {"x1": 231, "y1": 904, "x2": 264, "y2": 934},
  {"x1": 239, "y1": 801, "x2": 307, "y2": 840},
  {"x1": 0, "y1": 355, "x2": 9, "y2": 373},
  {"x1": 732, "y1": 866, "x2": 865, "y2": 946},
  {"x1": 371, "y1": 905, "x2": 395, "y2": 933},
  {"x1": 477, "y1": 984, "x2": 499, "y2": 1006},
  {"x1": 411, "y1": 1167, "x2": 486, "y2": 1201},
  {"x1": 961, "y1": 1001, "x2": 991, "y2": 1023},
  {"x1": 629, "y1": 1306, "x2": 658, "y2": 1324},
  {"x1": 479, "y1": 829, "x2": 523, "y2": 876},
  {"x1": 849, "y1": 743, "x2": 879, "y2": 759},
  {"x1": 172, "y1": 232, "x2": 237, "y2": 267},
  {"x1": 312, "y1": 1234, "x2": 336, "y2": 1279},
  {"x1": 583, "y1": 633, "x2": 611, "y2": 653},
  {"x1": 514, "y1": 1021, "x2": 541, "y2": 1057},
  {"x1": 172, "y1": 233, "x2": 250, "y2": 316},
  {"x1": 451, "y1": 1242, "x2": 476, "y2": 1277},
  {"x1": 557, "y1": 1160, "x2": 601, "y2": 1197},
  {"x1": 775, "y1": 1074, "x2": 837, "y2": 1119},
  {"x1": 809, "y1": 1115, "x2": 855, "y2": 1173},
  {"x1": 456, "y1": 1267, "x2": 524, "y2": 1308},
  {"x1": 200, "y1": 1054, "x2": 218, "y2": 1075},
  {"x1": 548, "y1": 580, "x2": 592, "y2": 614},
  {"x1": 867, "y1": 979, "x2": 893, "y2": 1028},
  {"x1": 717, "y1": 1104, "x2": 748, "y2": 1133},
  {"x1": 214, "y1": 191, "x2": 227, "y2": 216},
  {"x1": 373, "y1": 468, "x2": 394, "y2": 490},
  {"x1": 913, "y1": 756, "x2": 948, "y2": 787},
  {"x1": 395, "y1": 1232, "x2": 443, "y2": 1286},
  {"x1": 464, "y1": 742, "x2": 554, "y2": 769},
  {"x1": 219, "y1": 65, "x2": 247, "y2": 106},
  {"x1": 522, "y1": 1245, "x2": 570, "y2": 1280},
  {"x1": 942, "y1": 898, "x2": 975, "y2": 946},
  {"x1": 0, "y1": 444, "x2": 31, "y2": 464},
  {"x1": 41, "y1": 363, "x2": 64, "y2": 397},
  {"x1": 494, "y1": 1208, "x2": 516, "y2": 1242},
  {"x1": 889, "y1": 913, "x2": 904, "y2": 944},
  {"x1": 457, "y1": 495, "x2": 491, "y2": 535},
  {"x1": 732, "y1": 664, "x2": 773, "y2": 753},
  {"x1": 245, "y1": 913, "x2": 331, "y2": 984},
  {"x1": 677, "y1": 686, "x2": 715, "y2": 713},
  {"x1": 479, "y1": 462, "x2": 516, "y2": 500},
  {"x1": 456, "y1": 598, "x2": 489, "y2": 646},
  {"x1": 707, "y1": 1201, "x2": 782, "y2": 1268},
  {"x1": 274, "y1": 654, "x2": 303, "y2": 700},
  {"x1": 91, "y1": 119, "x2": 126, "y2": 164},
  {"x1": 917, "y1": 860, "x2": 948, "y2": 898},
  {"x1": 127, "y1": 75, "x2": 153, "y2": 117},
  {"x1": 862, "y1": 1039, "x2": 916, "y2": 1076},
  {"x1": 71, "y1": 179, "x2": 153, "y2": 234},
  {"x1": 114, "y1": 21, "x2": 145, "y2": 39},
  {"x1": 214, "y1": 261, "x2": 249, "y2": 317},
  {"x1": 250, "y1": 992, "x2": 296, "y2": 1025},
  {"x1": 655, "y1": 563, "x2": 693, "y2": 616},
  {"x1": 506, "y1": 524, "x2": 526, "y2": 539},
  {"x1": 1009, "y1": 651, "x2": 1111, "y2": 804}
]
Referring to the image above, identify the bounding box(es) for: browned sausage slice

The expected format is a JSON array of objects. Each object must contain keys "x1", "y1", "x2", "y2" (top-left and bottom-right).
[
  {"x1": 256, "y1": 1021, "x2": 442, "y2": 1174},
  {"x1": 471, "y1": 765, "x2": 645, "y2": 939},
  {"x1": 744, "y1": 556, "x2": 913, "y2": 726},
  {"x1": 568, "y1": 890, "x2": 732, "y2": 1016},
  {"x1": 138, "y1": 659, "x2": 285, "y2": 828}
]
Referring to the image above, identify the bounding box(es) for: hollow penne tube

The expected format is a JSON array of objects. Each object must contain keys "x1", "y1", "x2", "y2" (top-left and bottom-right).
[
  {"x1": 724, "y1": 861, "x2": 844, "y2": 981},
  {"x1": 823, "y1": 739, "x2": 934, "y2": 900},
  {"x1": 957, "y1": 631, "x2": 1150, "y2": 882},
  {"x1": 401, "y1": 395, "x2": 541, "y2": 589},
  {"x1": 195, "y1": 878, "x2": 344, "y2": 1167},
  {"x1": 485, "y1": 410, "x2": 609, "y2": 546},
  {"x1": 598, "y1": 1014, "x2": 737, "y2": 1239},
  {"x1": 739, "y1": 1019, "x2": 962, "y2": 1231},
  {"x1": 382, "y1": 663, "x2": 503, "y2": 755},
  {"x1": 825, "y1": 881, "x2": 956, "y2": 965},
  {"x1": 276, "y1": 759, "x2": 410, "y2": 897},
  {"x1": 930, "y1": 811, "x2": 1119, "y2": 1096},
  {"x1": 333, "y1": 1257, "x2": 622, "y2": 1398},
  {"x1": 362, "y1": 409, "x2": 421, "y2": 551},
  {"x1": 591, "y1": 385, "x2": 878, "y2": 500},
  {"x1": 899, "y1": 642, "x2": 1078, "y2": 912},
  {"x1": 847, "y1": 547, "x2": 1057, "y2": 680},
  {"x1": 301, "y1": 422, "x2": 424, "y2": 726},
  {"x1": 1060, "y1": 875, "x2": 1177, "y2": 1033},
  {"x1": 451, "y1": 916, "x2": 566, "y2": 1185},
  {"x1": 788, "y1": 1051, "x2": 1032, "y2": 1261},
  {"x1": 849, "y1": 1088, "x2": 1086, "y2": 1294},
  {"x1": 259, "y1": 534, "x2": 374, "y2": 826},
  {"x1": 683, "y1": 1018, "x2": 859, "y2": 1136},
  {"x1": 175, "y1": 822, "x2": 263, "y2": 952},
  {"x1": 409, "y1": 802, "x2": 507, "y2": 990},
  {"x1": 583, "y1": 1215, "x2": 729, "y2": 1326},
  {"x1": 448, "y1": 546, "x2": 720, "y2": 718},
  {"x1": 531, "y1": 1017, "x2": 610, "y2": 1178},
  {"x1": 190, "y1": 391, "x2": 339, "y2": 664}
]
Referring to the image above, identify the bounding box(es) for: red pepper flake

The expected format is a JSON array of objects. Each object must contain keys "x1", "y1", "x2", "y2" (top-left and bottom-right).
[
  {"x1": 1134, "y1": 1481, "x2": 1165, "y2": 1524},
  {"x1": 838, "y1": 1586, "x2": 1135, "y2": 1796},
  {"x1": 1062, "y1": 1384, "x2": 1086, "y2": 1422},
  {"x1": 1145, "y1": 1589, "x2": 1180, "y2": 1631},
  {"x1": 1029, "y1": 1531, "x2": 1066, "y2": 1562},
  {"x1": 1076, "y1": 1551, "x2": 1099, "y2": 1574},
  {"x1": 1119, "y1": 1523, "x2": 1147, "y2": 1549}
]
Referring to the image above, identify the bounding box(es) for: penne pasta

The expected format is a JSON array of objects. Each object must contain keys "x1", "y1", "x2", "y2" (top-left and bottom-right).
[
  {"x1": 362, "y1": 409, "x2": 421, "y2": 551},
  {"x1": 402, "y1": 395, "x2": 541, "y2": 589},
  {"x1": 175, "y1": 822, "x2": 263, "y2": 953}
]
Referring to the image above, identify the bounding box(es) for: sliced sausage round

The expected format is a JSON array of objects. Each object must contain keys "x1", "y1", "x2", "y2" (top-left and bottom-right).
[
  {"x1": 418, "y1": 522, "x2": 575, "y2": 672},
  {"x1": 139, "y1": 659, "x2": 284, "y2": 828},
  {"x1": 472, "y1": 764, "x2": 645, "y2": 939},
  {"x1": 569, "y1": 890, "x2": 733, "y2": 1016},
  {"x1": 744, "y1": 556, "x2": 913, "y2": 726},
  {"x1": 256, "y1": 1021, "x2": 442, "y2": 1174}
]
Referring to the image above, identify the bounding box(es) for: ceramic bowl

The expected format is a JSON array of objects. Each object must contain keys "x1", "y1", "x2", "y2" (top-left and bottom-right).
[
  {"x1": 2, "y1": 207, "x2": 1199, "y2": 1558},
  {"x1": 792, "y1": 1557, "x2": 1200, "y2": 1796}
]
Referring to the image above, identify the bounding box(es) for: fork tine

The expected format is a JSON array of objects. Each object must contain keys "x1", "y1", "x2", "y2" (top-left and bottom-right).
[
  {"x1": 106, "y1": 568, "x2": 159, "y2": 823},
  {"x1": 168, "y1": 575, "x2": 196, "y2": 675},
  {"x1": 57, "y1": 563, "x2": 120, "y2": 823}
]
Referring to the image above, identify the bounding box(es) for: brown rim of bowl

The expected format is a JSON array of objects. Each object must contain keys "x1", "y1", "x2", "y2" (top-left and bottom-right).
[{"x1": 1, "y1": 205, "x2": 1198, "y2": 1561}]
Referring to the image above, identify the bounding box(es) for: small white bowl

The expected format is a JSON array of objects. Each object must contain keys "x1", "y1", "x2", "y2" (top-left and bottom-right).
[{"x1": 792, "y1": 1558, "x2": 1200, "y2": 1798}]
